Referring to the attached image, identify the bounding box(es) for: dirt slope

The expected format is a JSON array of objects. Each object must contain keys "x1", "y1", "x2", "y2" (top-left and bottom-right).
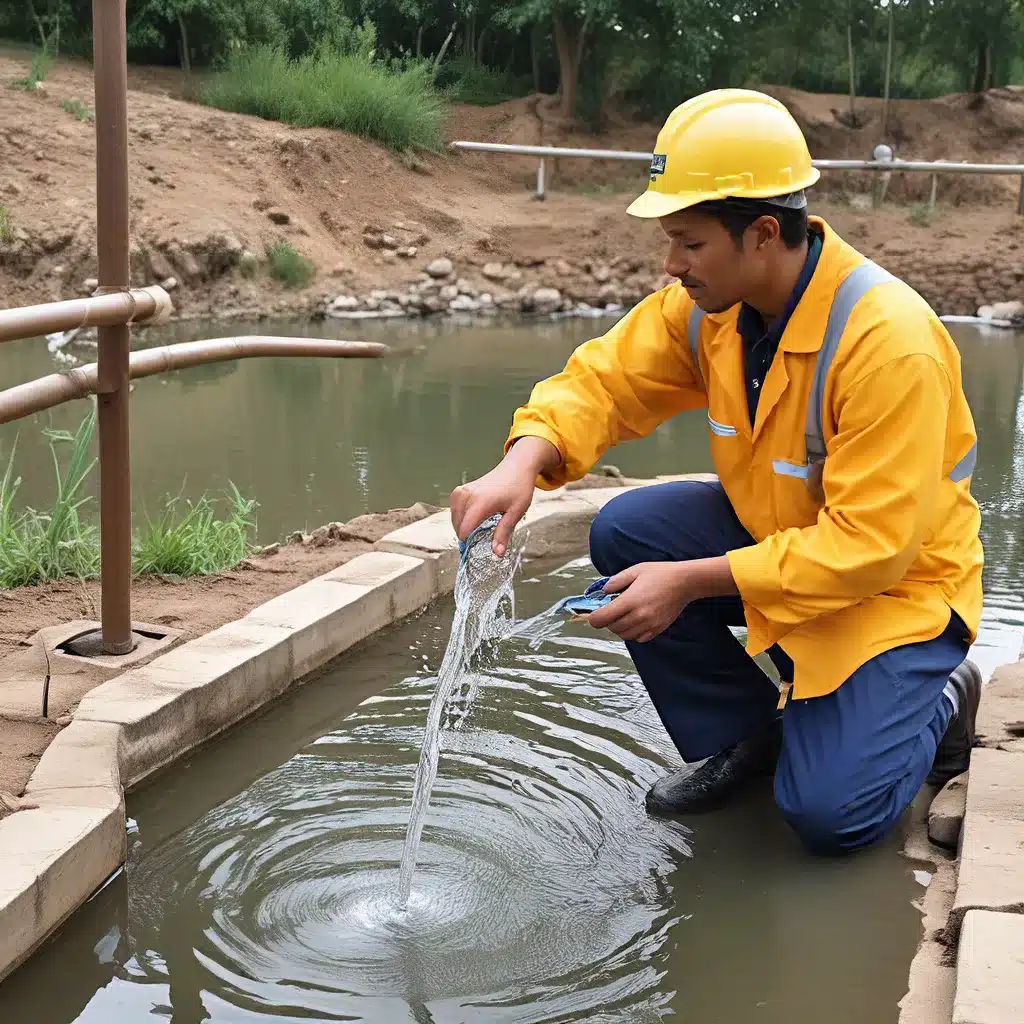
[{"x1": 1, "y1": 52, "x2": 1024, "y2": 318}]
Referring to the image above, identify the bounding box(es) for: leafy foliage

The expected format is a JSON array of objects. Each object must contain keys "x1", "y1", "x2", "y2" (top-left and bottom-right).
[{"x1": 2, "y1": 0, "x2": 1024, "y2": 128}]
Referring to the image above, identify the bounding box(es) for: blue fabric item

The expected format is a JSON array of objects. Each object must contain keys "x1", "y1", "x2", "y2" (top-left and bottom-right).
[
  {"x1": 588, "y1": 479, "x2": 969, "y2": 854},
  {"x1": 458, "y1": 513, "x2": 502, "y2": 564},
  {"x1": 556, "y1": 576, "x2": 617, "y2": 615}
]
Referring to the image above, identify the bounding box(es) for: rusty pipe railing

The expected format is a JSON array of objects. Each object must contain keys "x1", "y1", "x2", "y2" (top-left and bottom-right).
[
  {"x1": 0, "y1": 287, "x2": 173, "y2": 344},
  {"x1": 0, "y1": 337, "x2": 387, "y2": 424}
]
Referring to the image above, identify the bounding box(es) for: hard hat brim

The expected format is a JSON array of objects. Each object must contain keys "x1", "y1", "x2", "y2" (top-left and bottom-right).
[
  {"x1": 626, "y1": 190, "x2": 707, "y2": 219},
  {"x1": 626, "y1": 168, "x2": 822, "y2": 220}
]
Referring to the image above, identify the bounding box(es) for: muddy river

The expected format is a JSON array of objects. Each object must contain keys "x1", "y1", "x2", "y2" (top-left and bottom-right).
[{"x1": 0, "y1": 315, "x2": 1022, "y2": 1022}]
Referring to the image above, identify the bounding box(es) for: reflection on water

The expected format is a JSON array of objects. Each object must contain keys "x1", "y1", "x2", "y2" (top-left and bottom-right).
[
  {"x1": 2, "y1": 315, "x2": 1021, "y2": 658},
  {"x1": 0, "y1": 562, "x2": 925, "y2": 1024}
]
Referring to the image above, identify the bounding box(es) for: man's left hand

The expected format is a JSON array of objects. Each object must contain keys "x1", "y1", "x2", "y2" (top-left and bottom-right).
[{"x1": 586, "y1": 556, "x2": 738, "y2": 643}]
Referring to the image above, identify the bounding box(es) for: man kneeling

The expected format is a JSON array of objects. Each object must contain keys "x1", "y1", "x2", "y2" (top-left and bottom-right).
[{"x1": 450, "y1": 89, "x2": 984, "y2": 855}]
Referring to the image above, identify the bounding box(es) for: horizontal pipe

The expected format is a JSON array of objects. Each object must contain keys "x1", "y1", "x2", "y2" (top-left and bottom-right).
[
  {"x1": 450, "y1": 141, "x2": 1024, "y2": 175},
  {"x1": 0, "y1": 336, "x2": 388, "y2": 424},
  {"x1": 0, "y1": 286, "x2": 174, "y2": 344}
]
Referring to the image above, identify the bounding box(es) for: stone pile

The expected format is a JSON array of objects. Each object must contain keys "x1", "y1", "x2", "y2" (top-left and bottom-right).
[{"x1": 325, "y1": 254, "x2": 665, "y2": 321}]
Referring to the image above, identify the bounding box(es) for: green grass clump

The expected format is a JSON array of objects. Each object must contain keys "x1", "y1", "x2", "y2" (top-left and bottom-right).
[
  {"x1": 133, "y1": 484, "x2": 257, "y2": 577},
  {"x1": 0, "y1": 409, "x2": 260, "y2": 588},
  {"x1": 909, "y1": 203, "x2": 933, "y2": 227},
  {"x1": 0, "y1": 409, "x2": 100, "y2": 588},
  {"x1": 267, "y1": 241, "x2": 315, "y2": 288},
  {"x1": 11, "y1": 50, "x2": 54, "y2": 91},
  {"x1": 60, "y1": 98, "x2": 94, "y2": 121},
  {"x1": 200, "y1": 44, "x2": 446, "y2": 153},
  {"x1": 0, "y1": 206, "x2": 14, "y2": 244}
]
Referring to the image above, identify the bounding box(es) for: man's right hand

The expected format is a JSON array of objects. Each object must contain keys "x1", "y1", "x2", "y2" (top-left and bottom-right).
[{"x1": 449, "y1": 436, "x2": 562, "y2": 557}]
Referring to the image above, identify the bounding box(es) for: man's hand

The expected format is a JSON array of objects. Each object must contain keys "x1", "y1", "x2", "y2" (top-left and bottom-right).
[
  {"x1": 587, "y1": 556, "x2": 738, "y2": 643},
  {"x1": 450, "y1": 436, "x2": 561, "y2": 557}
]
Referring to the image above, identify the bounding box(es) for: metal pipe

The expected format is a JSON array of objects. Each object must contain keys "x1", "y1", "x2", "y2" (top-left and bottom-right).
[
  {"x1": 536, "y1": 158, "x2": 546, "y2": 200},
  {"x1": 929, "y1": 173, "x2": 939, "y2": 212},
  {"x1": 93, "y1": 0, "x2": 133, "y2": 654},
  {"x1": 451, "y1": 141, "x2": 1024, "y2": 175},
  {"x1": 0, "y1": 286, "x2": 173, "y2": 343},
  {"x1": 1018, "y1": 175, "x2": 1024, "y2": 217},
  {"x1": 0, "y1": 337, "x2": 388, "y2": 424}
]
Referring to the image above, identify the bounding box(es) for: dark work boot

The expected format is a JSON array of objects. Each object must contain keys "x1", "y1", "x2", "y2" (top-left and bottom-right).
[
  {"x1": 926, "y1": 659, "x2": 983, "y2": 788},
  {"x1": 646, "y1": 716, "x2": 783, "y2": 816}
]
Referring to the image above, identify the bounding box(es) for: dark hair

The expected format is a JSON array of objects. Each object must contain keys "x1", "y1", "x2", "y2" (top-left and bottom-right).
[{"x1": 691, "y1": 196, "x2": 808, "y2": 250}]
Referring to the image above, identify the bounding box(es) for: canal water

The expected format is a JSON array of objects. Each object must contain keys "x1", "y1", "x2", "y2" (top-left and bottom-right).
[{"x1": 1, "y1": 316, "x2": 1023, "y2": 1021}]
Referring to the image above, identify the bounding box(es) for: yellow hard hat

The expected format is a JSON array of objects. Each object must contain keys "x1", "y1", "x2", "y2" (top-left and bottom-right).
[{"x1": 627, "y1": 89, "x2": 820, "y2": 219}]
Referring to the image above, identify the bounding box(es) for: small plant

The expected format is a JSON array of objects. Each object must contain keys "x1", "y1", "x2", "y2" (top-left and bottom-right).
[
  {"x1": 0, "y1": 207, "x2": 14, "y2": 244},
  {"x1": 11, "y1": 51, "x2": 55, "y2": 92},
  {"x1": 0, "y1": 411, "x2": 260, "y2": 588},
  {"x1": 267, "y1": 241, "x2": 315, "y2": 288},
  {"x1": 909, "y1": 203, "x2": 933, "y2": 227},
  {"x1": 60, "y1": 98, "x2": 94, "y2": 122},
  {"x1": 133, "y1": 484, "x2": 258, "y2": 577},
  {"x1": 0, "y1": 408, "x2": 100, "y2": 588}
]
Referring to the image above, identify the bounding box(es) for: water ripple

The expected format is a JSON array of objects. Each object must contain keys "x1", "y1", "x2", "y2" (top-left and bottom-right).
[{"x1": 124, "y1": 570, "x2": 692, "y2": 1022}]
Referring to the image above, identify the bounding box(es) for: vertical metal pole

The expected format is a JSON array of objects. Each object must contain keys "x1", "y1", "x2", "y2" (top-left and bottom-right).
[
  {"x1": 536, "y1": 158, "x2": 546, "y2": 201},
  {"x1": 93, "y1": 0, "x2": 134, "y2": 655},
  {"x1": 929, "y1": 173, "x2": 938, "y2": 212},
  {"x1": 1018, "y1": 175, "x2": 1024, "y2": 216}
]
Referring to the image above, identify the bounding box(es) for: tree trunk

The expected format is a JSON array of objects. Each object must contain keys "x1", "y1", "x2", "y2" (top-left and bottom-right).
[
  {"x1": 552, "y1": 7, "x2": 586, "y2": 118},
  {"x1": 880, "y1": 0, "x2": 894, "y2": 140},
  {"x1": 972, "y1": 40, "x2": 991, "y2": 93},
  {"x1": 178, "y1": 13, "x2": 191, "y2": 75},
  {"x1": 531, "y1": 22, "x2": 541, "y2": 94},
  {"x1": 846, "y1": 21, "x2": 857, "y2": 124},
  {"x1": 416, "y1": 24, "x2": 424, "y2": 59},
  {"x1": 477, "y1": 27, "x2": 488, "y2": 66}
]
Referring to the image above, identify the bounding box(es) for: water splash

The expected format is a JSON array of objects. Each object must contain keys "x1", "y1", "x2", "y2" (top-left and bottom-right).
[{"x1": 395, "y1": 518, "x2": 527, "y2": 906}]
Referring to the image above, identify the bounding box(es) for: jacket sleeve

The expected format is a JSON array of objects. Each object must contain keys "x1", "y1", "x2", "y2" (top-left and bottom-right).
[
  {"x1": 504, "y1": 284, "x2": 707, "y2": 488},
  {"x1": 727, "y1": 349, "x2": 952, "y2": 653}
]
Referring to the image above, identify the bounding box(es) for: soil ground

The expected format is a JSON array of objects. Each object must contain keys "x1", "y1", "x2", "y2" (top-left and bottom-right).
[{"x1": 3, "y1": 51, "x2": 1024, "y2": 317}]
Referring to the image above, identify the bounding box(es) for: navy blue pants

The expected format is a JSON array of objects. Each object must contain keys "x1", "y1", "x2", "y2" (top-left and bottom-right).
[{"x1": 589, "y1": 480, "x2": 970, "y2": 854}]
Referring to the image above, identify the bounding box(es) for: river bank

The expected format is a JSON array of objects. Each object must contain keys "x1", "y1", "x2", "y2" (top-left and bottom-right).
[{"x1": 5, "y1": 53, "x2": 1024, "y2": 323}]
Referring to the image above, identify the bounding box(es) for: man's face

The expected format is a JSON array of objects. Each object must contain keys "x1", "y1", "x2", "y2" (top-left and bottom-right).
[{"x1": 660, "y1": 208, "x2": 775, "y2": 314}]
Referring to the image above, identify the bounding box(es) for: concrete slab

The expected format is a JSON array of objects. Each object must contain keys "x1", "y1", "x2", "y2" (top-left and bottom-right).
[
  {"x1": 246, "y1": 555, "x2": 433, "y2": 680},
  {"x1": 953, "y1": 910, "x2": 1024, "y2": 1024},
  {"x1": 0, "y1": 797, "x2": 124, "y2": 984},
  {"x1": 76, "y1": 619, "x2": 294, "y2": 789},
  {"x1": 24, "y1": 721, "x2": 121, "y2": 795},
  {"x1": 929, "y1": 772, "x2": 968, "y2": 851},
  {"x1": 975, "y1": 660, "x2": 1024, "y2": 748},
  {"x1": 947, "y1": 747, "x2": 1024, "y2": 942},
  {"x1": 374, "y1": 509, "x2": 461, "y2": 592}
]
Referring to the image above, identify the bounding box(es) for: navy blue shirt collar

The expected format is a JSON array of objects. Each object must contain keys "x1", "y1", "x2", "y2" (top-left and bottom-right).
[{"x1": 738, "y1": 229, "x2": 823, "y2": 425}]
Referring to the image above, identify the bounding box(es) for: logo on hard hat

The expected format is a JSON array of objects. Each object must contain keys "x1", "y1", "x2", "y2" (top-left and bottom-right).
[{"x1": 650, "y1": 153, "x2": 667, "y2": 181}]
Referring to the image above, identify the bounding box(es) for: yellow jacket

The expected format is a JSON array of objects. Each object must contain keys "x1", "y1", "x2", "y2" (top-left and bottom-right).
[{"x1": 506, "y1": 218, "x2": 983, "y2": 699}]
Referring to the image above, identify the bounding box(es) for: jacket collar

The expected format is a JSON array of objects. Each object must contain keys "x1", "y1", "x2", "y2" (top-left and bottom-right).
[{"x1": 702, "y1": 218, "x2": 865, "y2": 354}]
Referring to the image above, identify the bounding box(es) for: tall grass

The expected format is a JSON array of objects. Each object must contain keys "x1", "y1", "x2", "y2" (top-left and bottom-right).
[
  {"x1": 10, "y1": 50, "x2": 54, "y2": 91},
  {"x1": 134, "y1": 485, "x2": 257, "y2": 577},
  {"x1": 0, "y1": 409, "x2": 100, "y2": 588},
  {"x1": 0, "y1": 409, "x2": 260, "y2": 588},
  {"x1": 200, "y1": 44, "x2": 446, "y2": 153}
]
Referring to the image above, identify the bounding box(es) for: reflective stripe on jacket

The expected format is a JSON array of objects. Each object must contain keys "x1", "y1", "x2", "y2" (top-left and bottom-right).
[{"x1": 505, "y1": 217, "x2": 984, "y2": 699}]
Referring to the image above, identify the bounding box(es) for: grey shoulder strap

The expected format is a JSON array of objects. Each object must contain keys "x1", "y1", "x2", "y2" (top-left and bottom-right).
[
  {"x1": 687, "y1": 305, "x2": 705, "y2": 388},
  {"x1": 805, "y1": 261, "x2": 895, "y2": 463}
]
